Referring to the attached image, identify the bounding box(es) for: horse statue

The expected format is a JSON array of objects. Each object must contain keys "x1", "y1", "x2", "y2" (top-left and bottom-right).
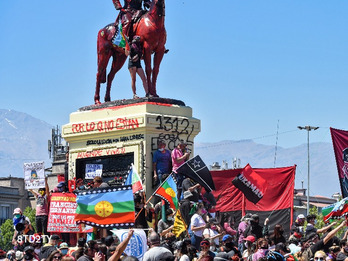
[{"x1": 95, "y1": 0, "x2": 166, "y2": 104}]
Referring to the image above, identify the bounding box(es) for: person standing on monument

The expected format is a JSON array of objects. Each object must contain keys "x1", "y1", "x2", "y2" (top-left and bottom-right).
[
  {"x1": 128, "y1": 35, "x2": 148, "y2": 99},
  {"x1": 29, "y1": 176, "x2": 50, "y2": 236},
  {"x1": 152, "y1": 140, "x2": 172, "y2": 187},
  {"x1": 171, "y1": 141, "x2": 190, "y2": 199},
  {"x1": 112, "y1": 0, "x2": 151, "y2": 41}
]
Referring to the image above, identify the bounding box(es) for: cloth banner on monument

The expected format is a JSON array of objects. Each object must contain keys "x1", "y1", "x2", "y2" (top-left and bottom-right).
[
  {"x1": 330, "y1": 127, "x2": 348, "y2": 198},
  {"x1": 232, "y1": 164, "x2": 266, "y2": 204},
  {"x1": 211, "y1": 165, "x2": 296, "y2": 235},
  {"x1": 24, "y1": 161, "x2": 45, "y2": 190},
  {"x1": 47, "y1": 193, "x2": 82, "y2": 233},
  {"x1": 75, "y1": 185, "x2": 135, "y2": 228},
  {"x1": 176, "y1": 155, "x2": 215, "y2": 192},
  {"x1": 112, "y1": 229, "x2": 147, "y2": 261}
]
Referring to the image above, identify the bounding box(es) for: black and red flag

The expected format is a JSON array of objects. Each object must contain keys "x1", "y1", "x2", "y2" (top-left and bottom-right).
[
  {"x1": 176, "y1": 155, "x2": 215, "y2": 192},
  {"x1": 330, "y1": 127, "x2": 348, "y2": 198},
  {"x1": 211, "y1": 165, "x2": 296, "y2": 236},
  {"x1": 232, "y1": 164, "x2": 266, "y2": 204}
]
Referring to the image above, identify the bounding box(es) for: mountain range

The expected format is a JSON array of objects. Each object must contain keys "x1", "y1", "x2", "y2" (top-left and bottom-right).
[{"x1": 0, "y1": 109, "x2": 340, "y2": 197}]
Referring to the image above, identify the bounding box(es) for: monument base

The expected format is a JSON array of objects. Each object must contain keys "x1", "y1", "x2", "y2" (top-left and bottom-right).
[{"x1": 62, "y1": 98, "x2": 201, "y2": 197}]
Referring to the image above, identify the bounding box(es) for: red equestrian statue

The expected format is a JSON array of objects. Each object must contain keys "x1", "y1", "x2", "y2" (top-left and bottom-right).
[{"x1": 95, "y1": 0, "x2": 166, "y2": 104}]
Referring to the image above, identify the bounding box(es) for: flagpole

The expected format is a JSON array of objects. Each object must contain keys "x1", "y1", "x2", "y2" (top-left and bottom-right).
[{"x1": 134, "y1": 174, "x2": 174, "y2": 221}]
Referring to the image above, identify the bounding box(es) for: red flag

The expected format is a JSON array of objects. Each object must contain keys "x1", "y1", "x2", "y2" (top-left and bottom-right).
[
  {"x1": 232, "y1": 164, "x2": 267, "y2": 204},
  {"x1": 330, "y1": 127, "x2": 348, "y2": 197}
]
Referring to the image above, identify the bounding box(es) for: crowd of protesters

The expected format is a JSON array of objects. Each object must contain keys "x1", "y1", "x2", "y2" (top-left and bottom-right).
[{"x1": 2, "y1": 140, "x2": 348, "y2": 261}]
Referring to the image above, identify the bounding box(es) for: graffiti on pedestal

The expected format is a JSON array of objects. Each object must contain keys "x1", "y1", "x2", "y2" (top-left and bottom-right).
[{"x1": 151, "y1": 116, "x2": 195, "y2": 151}]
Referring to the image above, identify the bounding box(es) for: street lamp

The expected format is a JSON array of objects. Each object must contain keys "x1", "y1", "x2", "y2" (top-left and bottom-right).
[{"x1": 298, "y1": 125, "x2": 319, "y2": 215}]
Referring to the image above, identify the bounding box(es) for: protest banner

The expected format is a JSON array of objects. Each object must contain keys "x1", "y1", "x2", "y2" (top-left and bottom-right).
[
  {"x1": 24, "y1": 161, "x2": 45, "y2": 190},
  {"x1": 47, "y1": 192, "x2": 82, "y2": 233}
]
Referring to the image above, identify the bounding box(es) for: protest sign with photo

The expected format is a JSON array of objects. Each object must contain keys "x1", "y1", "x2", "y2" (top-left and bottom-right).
[{"x1": 24, "y1": 161, "x2": 45, "y2": 190}]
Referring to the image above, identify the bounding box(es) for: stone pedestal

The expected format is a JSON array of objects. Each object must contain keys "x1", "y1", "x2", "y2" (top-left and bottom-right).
[{"x1": 62, "y1": 98, "x2": 201, "y2": 197}]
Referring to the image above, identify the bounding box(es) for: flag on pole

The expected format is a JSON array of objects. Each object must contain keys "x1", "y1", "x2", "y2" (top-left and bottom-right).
[
  {"x1": 232, "y1": 164, "x2": 266, "y2": 204},
  {"x1": 75, "y1": 185, "x2": 135, "y2": 228},
  {"x1": 112, "y1": 19, "x2": 127, "y2": 48},
  {"x1": 330, "y1": 127, "x2": 348, "y2": 198},
  {"x1": 176, "y1": 155, "x2": 216, "y2": 192},
  {"x1": 125, "y1": 164, "x2": 143, "y2": 193},
  {"x1": 173, "y1": 209, "x2": 187, "y2": 238},
  {"x1": 322, "y1": 197, "x2": 348, "y2": 223},
  {"x1": 155, "y1": 175, "x2": 179, "y2": 210}
]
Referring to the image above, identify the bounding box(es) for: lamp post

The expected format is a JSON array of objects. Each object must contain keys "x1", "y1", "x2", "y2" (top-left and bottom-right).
[{"x1": 298, "y1": 125, "x2": 319, "y2": 215}]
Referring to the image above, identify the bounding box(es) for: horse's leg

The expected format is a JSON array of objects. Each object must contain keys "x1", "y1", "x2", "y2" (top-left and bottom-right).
[
  {"x1": 143, "y1": 46, "x2": 153, "y2": 96},
  {"x1": 105, "y1": 52, "x2": 127, "y2": 102},
  {"x1": 95, "y1": 50, "x2": 112, "y2": 105},
  {"x1": 152, "y1": 49, "x2": 165, "y2": 97}
]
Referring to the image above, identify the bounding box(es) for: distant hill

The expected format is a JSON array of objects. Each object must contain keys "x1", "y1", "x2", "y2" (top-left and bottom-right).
[
  {"x1": 0, "y1": 109, "x2": 52, "y2": 177},
  {"x1": 0, "y1": 109, "x2": 340, "y2": 198}
]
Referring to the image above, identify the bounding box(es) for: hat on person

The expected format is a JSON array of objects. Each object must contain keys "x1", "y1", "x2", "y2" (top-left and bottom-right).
[
  {"x1": 222, "y1": 234, "x2": 233, "y2": 242},
  {"x1": 183, "y1": 191, "x2": 193, "y2": 199},
  {"x1": 297, "y1": 214, "x2": 305, "y2": 219},
  {"x1": 15, "y1": 251, "x2": 24, "y2": 261},
  {"x1": 200, "y1": 240, "x2": 210, "y2": 247},
  {"x1": 51, "y1": 234, "x2": 60, "y2": 240},
  {"x1": 57, "y1": 182, "x2": 66, "y2": 188},
  {"x1": 251, "y1": 214, "x2": 259, "y2": 221},
  {"x1": 23, "y1": 246, "x2": 34, "y2": 253},
  {"x1": 275, "y1": 243, "x2": 290, "y2": 253},
  {"x1": 13, "y1": 208, "x2": 22, "y2": 215},
  {"x1": 59, "y1": 243, "x2": 69, "y2": 249},
  {"x1": 245, "y1": 235, "x2": 256, "y2": 243}
]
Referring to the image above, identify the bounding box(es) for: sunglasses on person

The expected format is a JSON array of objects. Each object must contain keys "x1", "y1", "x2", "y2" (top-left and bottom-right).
[
  {"x1": 53, "y1": 255, "x2": 62, "y2": 260},
  {"x1": 314, "y1": 257, "x2": 324, "y2": 261}
]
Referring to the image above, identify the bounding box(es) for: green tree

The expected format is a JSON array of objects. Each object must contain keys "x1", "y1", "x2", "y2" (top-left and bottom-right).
[
  {"x1": 23, "y1": 206, "x2": 36, "y2": 232},
  {"x1": 0, "y1": 219, "x2": 14, "y2": 251}
]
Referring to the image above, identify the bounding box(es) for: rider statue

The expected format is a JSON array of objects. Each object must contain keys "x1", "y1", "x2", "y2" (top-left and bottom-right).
[{"x1": 112, "y1": 0, "x2": 151, "y2": 41}]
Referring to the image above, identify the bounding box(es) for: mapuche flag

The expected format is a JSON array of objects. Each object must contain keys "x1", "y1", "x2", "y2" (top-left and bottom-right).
[
  {"x1": 176, "y1": 155, "x2": 216, "y2": 192},
  {"x1": 124, "y1": 164, "x2": 143, "y2": 193},
  {"x1": 330, "y1": 127, "x2": 348, "y2": 198},
  {"x1": 155, "y1": 175, "x2": 179, "y2": 210},
  {"x1": 75, "y1": 185, "x2": 135, "y2": 228},
  {"x1": 232, "y1": 164, "x2": 266, "y2": 204}
]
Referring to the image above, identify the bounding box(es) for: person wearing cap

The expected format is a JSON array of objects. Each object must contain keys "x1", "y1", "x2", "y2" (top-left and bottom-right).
[
  {"x1": 242, "y1": 235, "x2": 256, "y2": 260},
  {"x1": 152, "y1": 140, "x2": 172, "y2": 188},
  {"x1": 29, "y1": 176, "x2": 50, "y2": 236},
  {"x1": 59, "y1": 243, "x2": 69, "y2": 257},
  {"x1": 23, "y1": 246, "x2": 38, "y2": 261},
  {"x1": 238, "y1": 214, "x2": 252, "y2": 252},
  {"x1": 203, "y1": 218, "x2": 224, "y2": 252},
  {"x1": 171, "y1": 141, "x2": 191, "y2": 199},
  {"x1": 179, "y1": 190, "x2": 194, "y2": 228},
  {"x1": 244, "y1": 214, "x2": 267, "y2": 240},
  {"x1": 11, "y1": 208, "x2": 32, "y2": 249},
  {"x1": 39, "y1": 234, "x2": 60, "y2": 260},
  {"x1": 197, "y1": 240, "x2": 215, "y2": 261},
  {"x1": 219, "y1": 235, "x2": 241, "y2": 260}
]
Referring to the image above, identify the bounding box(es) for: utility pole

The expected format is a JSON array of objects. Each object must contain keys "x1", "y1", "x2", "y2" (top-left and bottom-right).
[{"x1": 298, "y1": 125, "x2": 319, "y2": 215}]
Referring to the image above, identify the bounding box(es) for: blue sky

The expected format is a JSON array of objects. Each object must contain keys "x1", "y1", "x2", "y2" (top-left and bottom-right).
[{"x1": 1, "y1": 1, "x2": 347, "y2": 149}]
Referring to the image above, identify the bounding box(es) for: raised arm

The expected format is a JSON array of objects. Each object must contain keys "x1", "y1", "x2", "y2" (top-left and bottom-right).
[{"x1": 108, "y1": 229, "x2": 134, "y2": 261}]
